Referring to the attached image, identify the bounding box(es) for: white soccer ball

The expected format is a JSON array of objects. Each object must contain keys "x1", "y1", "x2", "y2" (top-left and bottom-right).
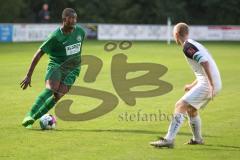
[{"x1": 39, "y1": 114, "x2": 56, "y2": 130}]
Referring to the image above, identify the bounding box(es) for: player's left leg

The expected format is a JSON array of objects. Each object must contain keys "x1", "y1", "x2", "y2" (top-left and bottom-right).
[{"x1": 185, "y1": 105, "x2": 204, "y2": 145}]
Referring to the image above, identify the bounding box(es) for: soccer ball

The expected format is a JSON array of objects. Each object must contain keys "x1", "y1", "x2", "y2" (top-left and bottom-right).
[{"x1": 39, "y1": 114, "x2": 56, "y2": 130}]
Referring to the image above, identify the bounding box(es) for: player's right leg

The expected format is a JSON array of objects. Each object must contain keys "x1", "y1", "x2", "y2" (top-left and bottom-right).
[
  {"x1": 150, "y1": 100, "x2": 189, "y2": 148},
  {"x1": 31, "y1": 68, "x2": 76, "y2": 121},
  {"x1": 32, "y1": 82, "x2": 71, "y2": 121},
  {"x1": 22, "y1": 80, "x2": 60, "y2": 128},
  {"x1": 22, "y1": 65, "x2": 61, "y2": 128}
]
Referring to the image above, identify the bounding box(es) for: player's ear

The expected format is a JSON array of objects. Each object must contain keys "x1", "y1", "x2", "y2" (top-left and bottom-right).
[
  {"x1": 175, "y1": 32, "x2": 179, "y2": 37},
  {"x1": 176, "y1": 32, "x2": 181, "y2": 39},
  {"x1": 173, "y1": 32, "x2": 178, "y2": 39},
  {"x1": 62, "y1": 17, "x2": 66, "y2": 22}
]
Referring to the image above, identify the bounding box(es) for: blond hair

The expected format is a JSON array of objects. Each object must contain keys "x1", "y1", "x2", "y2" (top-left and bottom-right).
[{"x1": 174, "y1": 23, "x2": 189, "y2": 37}]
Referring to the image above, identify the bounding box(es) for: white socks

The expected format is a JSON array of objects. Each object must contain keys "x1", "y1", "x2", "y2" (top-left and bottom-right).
[
  {"x1": 165, "y1": 113, "x2": 185, "y2": 141},
  {"x1": 188, "y1": 115, "x2": 203, "y2": 141},
  {"x1": 164, "y1": 112, "x2": 203, "y2": 141}
]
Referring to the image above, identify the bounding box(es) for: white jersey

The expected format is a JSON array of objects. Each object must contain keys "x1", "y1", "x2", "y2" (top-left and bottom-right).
[{"x1": 183, "y1": 39, "x2": 222, "y2": 93}]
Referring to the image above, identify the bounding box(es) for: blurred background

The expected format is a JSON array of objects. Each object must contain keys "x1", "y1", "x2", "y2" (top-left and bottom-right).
[
  {"x1": 1, "y1": 0, "x2": 240, "y2": 24},
  {"x1": 0, "y1": 0, "x2": 240, "y2": 42}
]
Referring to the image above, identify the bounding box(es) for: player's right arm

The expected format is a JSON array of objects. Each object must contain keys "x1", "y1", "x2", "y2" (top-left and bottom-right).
[
  {"x1": 20, "y1": 49, "x2": 44, "y2": 90},
  {"x1": 183, "y1": 41, "x2": 214, "y2": 99},
  {"x1": 200, "y1": 61, "x2": 214, "y2": 100},
  {"x1": 183, "y1": 42, "x2": 200, "y2": 92},
  {"x1": 20, "y1": 33, "x2": 56, "y2": 90}
]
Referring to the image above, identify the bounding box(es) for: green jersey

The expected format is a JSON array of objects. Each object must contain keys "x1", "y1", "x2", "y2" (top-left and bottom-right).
[{"x1": 40, "y1": 25, "x2": 85, "y2": 72}]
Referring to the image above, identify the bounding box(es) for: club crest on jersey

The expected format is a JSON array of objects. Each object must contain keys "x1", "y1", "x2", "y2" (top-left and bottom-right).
[
  {"x1": 77, "y1": 35, "x2": 82, "y2": 41},
  {"x1": 187, "y1": 47, "x2": 197, "y2": 55}
]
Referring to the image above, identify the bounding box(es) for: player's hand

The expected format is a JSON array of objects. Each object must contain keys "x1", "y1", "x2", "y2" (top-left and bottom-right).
[
  {"x1": 209, "y1": 84, "x2": 215, "y2": 101},
  {"x1": 184, "y1": 84, "x2": 193, "y2": 92},
  {"x1": 20, "y1": 75, "x2": 32, "y2": 90}
]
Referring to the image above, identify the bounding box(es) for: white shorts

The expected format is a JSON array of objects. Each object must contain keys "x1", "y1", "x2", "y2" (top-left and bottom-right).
[{"x1": 181, "y1": 84, "x2": 211, "y2": 109}]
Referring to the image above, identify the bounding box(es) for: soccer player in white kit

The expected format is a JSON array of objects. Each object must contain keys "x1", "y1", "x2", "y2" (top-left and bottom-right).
[{"x1": 150, "y1": 23, "x2": 222, "y2": 148}]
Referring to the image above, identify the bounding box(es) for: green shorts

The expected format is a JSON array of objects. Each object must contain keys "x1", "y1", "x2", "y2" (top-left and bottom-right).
[{"x1": 45, "y1": 65, "x2": 80, "y2": 86}]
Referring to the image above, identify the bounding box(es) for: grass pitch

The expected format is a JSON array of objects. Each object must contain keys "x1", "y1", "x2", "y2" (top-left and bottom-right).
[{"x1": 0, "y1": 40, "x2": 239, "y2": 159}]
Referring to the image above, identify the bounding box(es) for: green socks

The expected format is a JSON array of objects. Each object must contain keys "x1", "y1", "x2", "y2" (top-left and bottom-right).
[
  {"x1": 32, "y1": 96, "x2": 56, "y2": 120},
  {"x1": 28, "y1": 88, "x2": 54, "y2": 117}
]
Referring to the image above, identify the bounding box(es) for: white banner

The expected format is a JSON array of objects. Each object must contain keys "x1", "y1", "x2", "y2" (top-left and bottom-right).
[
  {"x1": 98, "y1": 24, "x2": 240, "y2": 41},
  {"x1": 8, "y1": 24, "x2": 240, "y2": 42},
  {"x1": 13, "y1": 24, "x2": 59, "y2": 42},
  {"x1": 98, "y1": 24, "x2": 170, "y2": 40},
  {"x1": 12, "y1": 23, "x2": 97, "y2": 42}
]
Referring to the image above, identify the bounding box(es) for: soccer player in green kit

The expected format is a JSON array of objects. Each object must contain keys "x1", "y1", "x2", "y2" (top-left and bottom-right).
[{"x1": 20, "y1": 8, "x2": 85, "y2": 128}]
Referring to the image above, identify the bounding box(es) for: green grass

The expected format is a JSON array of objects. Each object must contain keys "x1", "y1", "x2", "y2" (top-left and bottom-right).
[{"x1": 0, "y1": 41, "x2": 240, "y2": 160}]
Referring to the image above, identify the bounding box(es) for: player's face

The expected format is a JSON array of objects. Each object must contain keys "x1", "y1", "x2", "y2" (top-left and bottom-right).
[{"x1": 64, "y1": 14, "x2": 77, "y2": 29}]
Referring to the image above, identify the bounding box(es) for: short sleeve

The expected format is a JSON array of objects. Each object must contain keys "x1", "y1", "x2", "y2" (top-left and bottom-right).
[
  {"x1": 192, "y1": 52, "x2": 208, "y2": 63},
  {"x1": 39, "y1": 34, "x2": 56, "y2": 54},
  {"x1": 83, "y1": 30, "x2": 86, "y2": 40},
  {"x1": 77, "y1": 25, "x2": 86, "y2": 40},
  {"x1": 183, "y1": 42, "x2": 208, "y2": 63}
]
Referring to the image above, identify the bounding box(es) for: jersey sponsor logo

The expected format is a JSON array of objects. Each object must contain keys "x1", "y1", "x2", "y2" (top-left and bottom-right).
[{"x1": 65, "y1": 42, "x2": 81, "y2": 56}]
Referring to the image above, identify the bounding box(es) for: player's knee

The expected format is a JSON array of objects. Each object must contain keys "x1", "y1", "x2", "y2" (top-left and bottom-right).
[
  {"x1": 46, "y1": 80, "x2": 60, "y2": 92},
  {"x1": 53, "y1": 93, "x2": 64, "y2": 102},
  {"x1": 175, "y1": 100, "x2": 184, "y2": 108},
  {"x1": 175, "y1": 100, "x2": 189, "y2": 114},
  {"x1": 187, "y1": 107, "x2": 198, "y2": 117},
  {"x1": 46, "y1": 86, "x2": 58, "y2": 93}
]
